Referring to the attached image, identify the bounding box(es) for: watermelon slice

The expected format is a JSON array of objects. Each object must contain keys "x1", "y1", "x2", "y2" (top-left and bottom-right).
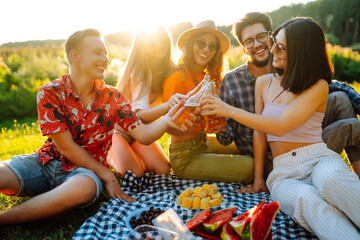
[
  {"x1": 196, "y1": 224, "x2": 222, "y2": 240},
  {"x1": 230, "y1": 199, "x2": 266, "y2": 236},
  {"x1": 185, "y1": 208, "x2": 212, "y2": 230},
  {"x1": 229, "y1": 213, "x2": 250, "y2": 236},
  {"x1": 241, "y1": 201, "x2": 280, "y2": 240},
  {"x1": 202, "y1": 207, "x2": 237, "y2": 232},
  {"x1": 220, "y1": 221, "x2": 242, "y2": 240}
]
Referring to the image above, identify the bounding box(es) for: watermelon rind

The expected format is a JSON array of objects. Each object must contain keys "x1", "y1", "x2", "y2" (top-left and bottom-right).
[
  {"x1": 242, "y1": 224, "x2": 251, "y2": 240},
  {"x1": 220, "y1": 221, "x2": 242, "y2": 240},
  {"x1": 229, "y1": 215, "x2": 250, "y2": 236},
  {"x1": 249, "y1": 201, "x2": 280, "y2": 240},
  {"x1": 229, "y1": 199, "x2": 265, "y2": 236},
  {"x1": 241, "y1": 201, "x2": 280, "y2": 240}
]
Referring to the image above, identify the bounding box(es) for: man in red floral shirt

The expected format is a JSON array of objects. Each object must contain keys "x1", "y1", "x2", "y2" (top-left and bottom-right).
[{"x1": 0, "y1": 29, "x2": 191, "y2": 226}]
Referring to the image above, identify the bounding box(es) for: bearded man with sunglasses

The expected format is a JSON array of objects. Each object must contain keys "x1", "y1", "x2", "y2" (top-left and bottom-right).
[{"x1": 217, "y1": 12, "x2": 360, "y2": 191}]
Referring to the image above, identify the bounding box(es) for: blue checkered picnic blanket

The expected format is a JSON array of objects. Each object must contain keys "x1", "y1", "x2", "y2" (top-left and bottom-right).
[{"x1": 73, "y1": 171, "x2": 318, "y2": 240}]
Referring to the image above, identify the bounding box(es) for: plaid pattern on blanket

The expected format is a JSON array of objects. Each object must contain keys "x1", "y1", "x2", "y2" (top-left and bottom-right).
[{"x1": 73, "y1": 171, "x2": 318, "y2": 240}]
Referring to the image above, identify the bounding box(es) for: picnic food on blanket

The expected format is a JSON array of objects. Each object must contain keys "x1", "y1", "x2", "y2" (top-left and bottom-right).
[
  {"x1": 220, "y1": 222, "x2": 242, "y2": 240},
  {"x1": 182, "y1": 197, "x2": 194, "y2": 208},
  {"x1": 192, "y1": 197, "x2": 201, "y2": 209},
  {"x1": 200, "y1": 197, "x2": 210, "y2": 209},
  {"x1": 184, "y1": 199, "x2": 279, "y2": 240},
  {"x1": 129, "y1": 206, "x2": 165, "y2": 230},
  {"x1": 209, "y1": 198, "x2": 221, "y2": 208},
  {"x1": 202, "y1": 207, "x2": 237, "y2": 232},
  {"x1": 194, "y1": 186, "x2": 207, "y2": 198},
  {"x1": 153, "y1": 208, "x2": 196, "y2": 240},
  {"x1": 230, "y1": 199, "x2": 266, "y2": 236},
  {"x1": 241, "y1": 201, "x2": 280, "y2": 240},
  {"x1": 195, "y1": 224, "x2": 223, "y2": 240},
  {"x1": 178, "y1": 184, "x2": 222, "y2": 209},
  {"x1": 185, "y1": 208, "x2": 213, "y2": 230},
  {"x1": 229, "y1": 199, "x2": 280, "y2": 240}
]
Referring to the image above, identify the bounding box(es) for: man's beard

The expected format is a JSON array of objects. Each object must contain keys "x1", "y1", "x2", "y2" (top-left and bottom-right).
[
  {"x1": 250, "y1": 45, "x2": 270, "y2": 67},
  {"x1": 252, "y1": 57, "x2": 269, "y2": 67}
]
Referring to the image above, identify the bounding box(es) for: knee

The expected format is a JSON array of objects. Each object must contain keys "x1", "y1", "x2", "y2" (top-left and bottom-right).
[
  {"x1": 328, "y1": 91, "x2": 350, "y2": 105},
  {"x1": 329, "y1": 118, "x2": 360, "y2": 138},
  {"x1": 153, "y1": 163, "x2": 170, "y2": 175},
  {"x1": 0, "y1": 164, "x2": 21, "y2": 195},
  {"x1": 67, "y1": 175, "x2": 98, "y2": 206},
  {"x1": 313, "y1": 168, "x2": 340, "y2": 193},
  {"x1": 272, "y1": 182, "x2": 314, "y2": 208},
  {"x1": 344, "y1": 119, "x2": 360, "y2": 138}
]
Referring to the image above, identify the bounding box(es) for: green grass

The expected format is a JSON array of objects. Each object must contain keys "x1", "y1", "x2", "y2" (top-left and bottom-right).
[
  {"x1": 0, "y1": 118, "x2": 101, "y2": 239},
  {"x1": 0, "y1": 118, "x2": 170, "y2": 239},
  {"x1": 0, "y1": 118, "x2": 47, "y2": 160}
]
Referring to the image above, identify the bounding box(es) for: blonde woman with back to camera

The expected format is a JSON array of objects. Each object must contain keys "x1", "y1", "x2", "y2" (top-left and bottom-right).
[{"x1": 108, "y1": 26, "x2": 186, "y2": 177}]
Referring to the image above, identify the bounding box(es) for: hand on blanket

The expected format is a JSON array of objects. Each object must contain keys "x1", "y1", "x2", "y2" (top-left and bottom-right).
[
  {"x1": 105, "y1": 173, "x2": 136, "y2": 203},
  {"x1": 237, "y1": 178, "x2": 269, "y2": 193}
]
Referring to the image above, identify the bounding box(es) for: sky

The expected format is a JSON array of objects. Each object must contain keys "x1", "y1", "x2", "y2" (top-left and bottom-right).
[{"x1": 1, "y1": 0, "x2": 314, "y2": 45}]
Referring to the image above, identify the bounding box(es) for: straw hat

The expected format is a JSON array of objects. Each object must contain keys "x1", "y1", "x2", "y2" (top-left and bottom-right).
[{"x1": 177, "y1": 20, "x2": 230, "y2": 54}]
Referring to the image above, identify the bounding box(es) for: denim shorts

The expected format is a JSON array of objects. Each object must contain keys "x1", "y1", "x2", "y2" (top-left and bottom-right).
[{"x1": 2, "y1": 153, "x2": 104, "y2": 206}]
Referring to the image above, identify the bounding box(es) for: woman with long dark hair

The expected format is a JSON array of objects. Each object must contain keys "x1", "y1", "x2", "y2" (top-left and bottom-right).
[{"x1": 202, "y1": 17, "x2": 360, "y2": 239}]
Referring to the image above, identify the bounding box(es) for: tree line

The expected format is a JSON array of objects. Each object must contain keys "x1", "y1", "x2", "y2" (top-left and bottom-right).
[{"x1": 1, "y1": 0, "x2": 359, "y2": 50}]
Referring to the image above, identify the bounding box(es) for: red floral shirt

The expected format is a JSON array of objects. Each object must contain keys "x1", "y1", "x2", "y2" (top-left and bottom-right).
[{"x1": 36, "y1": 74, "x2": 141, "y2": 172}]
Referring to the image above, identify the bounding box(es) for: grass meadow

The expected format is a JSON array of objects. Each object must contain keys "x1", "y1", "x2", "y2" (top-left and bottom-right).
[
  {"x1": 0, "y1": 83, "x2": 359, "y2": 239},
  {"x1": 0, "y1": 117, "x2": 170, "y2": 239}
]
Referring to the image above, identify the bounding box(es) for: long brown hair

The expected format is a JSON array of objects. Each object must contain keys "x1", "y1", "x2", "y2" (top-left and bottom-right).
[
  {"x1": 116, "y1": 25, "x2": 174, "y2": 102},
  {"x1": 177, "y1": 32, "x2": 224, "y2": 90},
  {"x1": 270, "y1": 17, "x2": 333, "y2": 94}
]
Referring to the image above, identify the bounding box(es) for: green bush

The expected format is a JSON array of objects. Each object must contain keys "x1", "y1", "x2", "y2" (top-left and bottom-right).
[
  {"x1": 328, "y1": 44, "x2": 360, "y2": 83},
  {"x1": 351, "y1": 43, "x2": 360, "y2": 53}
]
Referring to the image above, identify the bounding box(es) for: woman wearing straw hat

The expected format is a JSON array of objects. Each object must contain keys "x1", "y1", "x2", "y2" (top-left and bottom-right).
[{"x1": 163, "y1": 20, "x2": 254, "y2": 183}]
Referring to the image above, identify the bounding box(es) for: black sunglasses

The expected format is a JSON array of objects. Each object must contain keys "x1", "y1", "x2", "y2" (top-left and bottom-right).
[{"x1": 195, "y1": 39, "x2": 218, "y2": 52}]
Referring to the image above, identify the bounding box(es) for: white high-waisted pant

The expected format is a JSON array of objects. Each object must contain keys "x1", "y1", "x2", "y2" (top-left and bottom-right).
[{"x1": 267, "y1": 142, "x2": 360, "y2": 240}]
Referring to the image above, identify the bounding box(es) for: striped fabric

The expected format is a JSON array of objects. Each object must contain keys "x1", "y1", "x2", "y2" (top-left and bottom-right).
[{"x1": 267, "y1": 142, "x2": 360, "y2": 240}]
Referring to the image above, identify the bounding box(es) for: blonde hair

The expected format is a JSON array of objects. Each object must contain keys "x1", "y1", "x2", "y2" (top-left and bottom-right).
[
  {"x1": 178, "y1": 32, "x2": 224, "y2": 90},
  {"x1": 116, "y1": 26, "x2": 174, "y2": 102}
]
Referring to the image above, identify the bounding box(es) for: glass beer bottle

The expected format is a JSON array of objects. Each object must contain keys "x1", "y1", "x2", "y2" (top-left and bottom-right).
[
  {"x1": 201, "y1": 82, "x2": 227, "y2": 133},
  {"x1": 185, "y1": 74, "x2": 210, "y2": 98},
  {"x1": 171, "y1": 79, "x2": 209, "y2": 128}
]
